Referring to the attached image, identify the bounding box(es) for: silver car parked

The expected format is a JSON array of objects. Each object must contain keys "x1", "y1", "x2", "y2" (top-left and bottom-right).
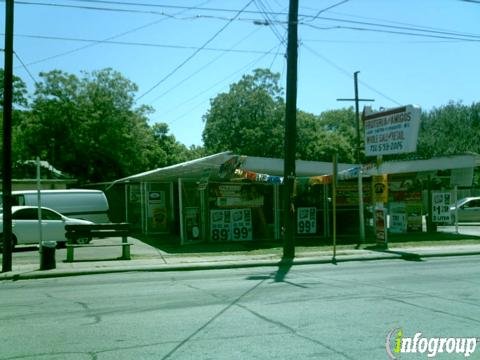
[{"x1": 450, "y1": 197, "x2": 480, "y2": 223}]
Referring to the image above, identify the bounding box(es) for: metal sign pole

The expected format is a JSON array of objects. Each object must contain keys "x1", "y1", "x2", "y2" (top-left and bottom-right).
[
  {"x1": 37, "y1": 157, "x2": 43, "y2": 249},
  {"x1": 332, "y1": 154, "x2": 337, "y2": 263}
]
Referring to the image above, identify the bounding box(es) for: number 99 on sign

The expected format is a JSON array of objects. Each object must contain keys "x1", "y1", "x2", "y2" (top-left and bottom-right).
[
  {"x1": 298, "y1": 219, "x2": 315, "y2": 234},
  {"x1": 233, "y1": 226, "x2": 249, "y2": 240},
  {"x1": 211, "y1": 226, "x2": 251, "y2": 241}
]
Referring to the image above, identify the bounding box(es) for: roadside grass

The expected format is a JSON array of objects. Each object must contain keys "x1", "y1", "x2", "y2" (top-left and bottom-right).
[{"x1": 136, "y1": 230, "x2": 480, "y2": 257}]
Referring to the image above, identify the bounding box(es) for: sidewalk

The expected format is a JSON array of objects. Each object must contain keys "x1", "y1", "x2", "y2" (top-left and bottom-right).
[{"x1": 1, "y1": 237, "x2": 480, "y2": 281}]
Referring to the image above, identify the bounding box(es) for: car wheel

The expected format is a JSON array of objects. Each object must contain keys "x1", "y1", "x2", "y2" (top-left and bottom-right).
[{"x1": 76, "y1": 237, "x2": 91, "y2": 245}]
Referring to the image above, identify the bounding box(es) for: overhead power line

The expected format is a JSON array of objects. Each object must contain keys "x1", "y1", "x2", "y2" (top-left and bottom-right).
[
  {"x1": 16, "y1": 0, "x2": 480, "y2": 42},
  {"x1": 164, "y1": 43, "x2": 283, "y2": 126},
  {"x1": 13, "y1": 51, "x2": 38, "y2": 84},
  {"x1": 302, "y1": 44, "x2": 401, "y2": 106},
  {"x1": 11, "y1": 33, "x2": 279, "y2": 55},
  {"x1": 307, "y1": 0, "x2": 349, "y2": 22},
  {"x1": 254, "y1": 0, "x2": 287, "y2": 45},
  {"x1": 148, "y1": 26, "x2": 264, "y2": 105},
  {"x1": 12, "y1": 1, "x2": 213, "y2": 68},
  {"x1": 136, "y1": 0, "x2": 255, "y2": 101},
  {"x1": 302, "y1": 23, "x2": 480, "y2": 42},
  {"x1": 15, "y1": 0, "x2": 279, "y2": 17}
]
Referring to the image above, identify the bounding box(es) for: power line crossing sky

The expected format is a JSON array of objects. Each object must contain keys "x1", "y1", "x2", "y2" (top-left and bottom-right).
[{"x1": 2, "y1": 0, "x2": 480, "y2": 146}]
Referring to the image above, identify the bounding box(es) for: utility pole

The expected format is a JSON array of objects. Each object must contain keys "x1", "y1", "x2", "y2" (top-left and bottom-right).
[
  {"x1": 2, "y1": 0, "x2": 14, "y2": 272},
  {"x1": 337, "y1": 71, "x2": 374, "y2": 247},
  {"x1": 282, "y1": 0, "x2": 299, "y2": 260}
]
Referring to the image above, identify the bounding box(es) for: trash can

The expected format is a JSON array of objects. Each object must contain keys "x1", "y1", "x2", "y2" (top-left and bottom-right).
[{"x1": 40, "y1": 241, "x2": 56, "y2": 270}]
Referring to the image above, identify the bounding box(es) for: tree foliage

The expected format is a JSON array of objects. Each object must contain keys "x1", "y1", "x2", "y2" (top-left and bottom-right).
[
  {"x1": 297, "y1": 110, "x2": 356, "y2": 163},
  {"x1": 202, "y1": 69, "x2": 285, "y2": 157},
  {"x1": 416, "y1": 101, "x2": 480, "y2": 158},
  {"x1": 0, "y1": 69, "x2": 29, "y2": 108},
  {"x1": 3, "y1": 66, "x2": 480, "y2": 184},
  {"x1": 203, "y1": 69, "x2": 357, "y2": 163},
  {"x1": 7, "y1": 68, "x2": 200, "y2": 182}
]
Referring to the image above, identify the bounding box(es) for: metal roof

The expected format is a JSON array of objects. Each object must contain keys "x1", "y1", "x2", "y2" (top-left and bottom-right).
[
  {"x1": 111, "y1": 152, "x2": 480, "y2": 185},
  {"x1": 111, "y1": 152, "x2": 356, "y2": 184},
  {"x1": 112, "y1": 151, "x2": 234, "y2": 183},
  {"x1": 364, "y1": 154, "x2": 480, "y2": 176}
]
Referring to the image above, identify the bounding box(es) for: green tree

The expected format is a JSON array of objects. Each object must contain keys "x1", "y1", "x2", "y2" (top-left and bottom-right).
[
  {"x1": 150, "y1": 123, "x2": 204, "y2": 167},
  {"x1": 416, "y1": 101, "x2": 480, "y2": 158},
  {"x1": 202, "y1": 68, "x2": 285, "y2": 157},
  {"x1": 0, "y1": 69, "x2": 29, "y2": 108},
  {"x1": 0, "y1": 70, "x2": 30, "y2": 168},
  {"x1": 319, "y1": 107, "x2": 356, "y2": 161},
  {"x1": 202, "y1": 68, "x2": 359, "y2": 162},
  {"x1": 16, "y1": 69, "x2": 159, "y2": 182},
  {"x1": 297, "y1": 110, "x2": 356, "y2": 163}
]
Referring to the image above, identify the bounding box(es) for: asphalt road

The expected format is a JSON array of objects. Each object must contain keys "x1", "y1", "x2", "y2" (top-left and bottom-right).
[{"x1": 1, "y1": 256, "x2": 479, "y2": 360}]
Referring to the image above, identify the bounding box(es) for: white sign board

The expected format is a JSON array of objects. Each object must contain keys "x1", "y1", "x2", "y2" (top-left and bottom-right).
[
  {"x1": 432, "y1": 192, "x2": 452, "y2": 223},
  {"x1": 364, "y1": 105, "x2": 421, "y2": 156}
]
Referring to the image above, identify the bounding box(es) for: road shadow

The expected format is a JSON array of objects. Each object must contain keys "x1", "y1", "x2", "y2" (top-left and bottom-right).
[
  {"x1": 364, "y1": 245, "x2": 423, "y2": 262},
  {"x1": 274, "y1": 257, "x2": 293, "y2": 282},
  {"x1": 245, "y1": 258, "x2": 293, "y2": 282},
  {"x1": 246, "y1": 257, "x2": 308, "y2": 288}
]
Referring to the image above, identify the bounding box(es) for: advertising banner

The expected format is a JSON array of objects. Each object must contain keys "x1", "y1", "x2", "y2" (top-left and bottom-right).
[
  {"x1": 406, "y1": 203, "x2": 423, "y2": 232},
  {"x1": 364, "y1": 105, "x2": 421, "y2": 156},
  {"x1": 211, "y1": 184, "x2": 264, "y2": 208},
  {"x1": 148, "y1": 190, "x2": 167, "y2": 232},
  {"x1": 375, "y1": 206, "x2": 388, "y2": 246},
  {"x1": 184, "y1": 207, "x2": 200, "y2": 241}
]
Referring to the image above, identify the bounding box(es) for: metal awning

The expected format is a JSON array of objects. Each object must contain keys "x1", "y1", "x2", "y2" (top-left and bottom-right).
[
  {"x1": 110, "y1": 152, "x2": 480, "y2": 186},
  {"x1": 111, "y1": 151, "x2": 234, "y2": 184}
]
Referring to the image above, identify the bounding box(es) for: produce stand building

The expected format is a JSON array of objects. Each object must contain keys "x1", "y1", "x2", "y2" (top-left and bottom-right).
[{"x1": 107, "y1": 152, "x2": 480, "y2": 244}]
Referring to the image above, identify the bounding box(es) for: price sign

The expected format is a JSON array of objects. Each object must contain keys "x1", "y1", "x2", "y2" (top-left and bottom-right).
[
  {"x1": 231, "y1": 209, "x2": 252, "y2": 241},
  {"x1": 210, "y1": 209, "x2": 252, "y2": 241},
  {"x1": 432, "y1": 192, "x2": 452, "y2": 223},
  {"x1": 297, "y1": 207, "x2": 317, "y2": 234}
]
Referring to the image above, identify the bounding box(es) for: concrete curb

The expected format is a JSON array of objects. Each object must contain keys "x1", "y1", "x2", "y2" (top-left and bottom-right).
[{"x1": 2, "y1": 249, "x2": 480, "y2": 281}]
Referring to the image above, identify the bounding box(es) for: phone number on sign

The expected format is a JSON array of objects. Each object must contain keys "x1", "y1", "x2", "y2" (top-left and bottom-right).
[{"x1": 368, "y1": 141, "x2": 403, "y2": 153}]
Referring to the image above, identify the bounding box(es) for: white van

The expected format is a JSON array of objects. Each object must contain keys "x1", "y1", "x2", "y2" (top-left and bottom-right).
[{"x1": 10, "y1": 189, "x2": 110, "y2": 223}]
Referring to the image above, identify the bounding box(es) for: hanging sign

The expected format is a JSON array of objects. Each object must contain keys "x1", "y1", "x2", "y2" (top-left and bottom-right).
[{"x1": 364, "y1": 105, "x2": 421, "y2": 156}]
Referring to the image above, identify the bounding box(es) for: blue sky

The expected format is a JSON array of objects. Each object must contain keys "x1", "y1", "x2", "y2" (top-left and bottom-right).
[{"x1": 2, "y1": 0, "x2": 480, "y2": 147}]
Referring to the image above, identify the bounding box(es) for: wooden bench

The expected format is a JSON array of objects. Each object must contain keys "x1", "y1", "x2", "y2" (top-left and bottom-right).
[{"x1": 65, "y1": 223, "x2": 131, "y2": 262}]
